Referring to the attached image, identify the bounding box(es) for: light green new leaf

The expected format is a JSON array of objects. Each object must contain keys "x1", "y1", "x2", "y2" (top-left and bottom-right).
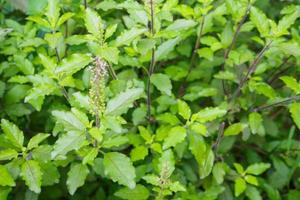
[
  {"x1": 249, "y1": 112, "x2": 265, "y2": 135},
  {"x1": 46, "y1": 0, "x2": 60, "y2": 29},
  {"x1": 192, "y1": 107, "x2": 227, "y2": 123},
  {"x1": 245, "y1": 175, "x2": 258, "y2": 186},
  {"x1": 106, "y1": 88, "x2": 144, "y2": 115},
  {"x1": 21, "y1": 160, "x2": 42, "y2": 193},
  {"x1": 130, "y1": 146, "x2": 148, "y2": 162},
  {"x1": 51, "y1": 131, "x2": 86, "y2": 159},
  {"x1": 150, "y1": 73, "x2": 172, "y2": 96},
  {"x1": 158, "y1": 149, "x2": 175, "y2": 177},
  {"x1": 55, "y1": 54, "x2": 92, "y2": 77},
  {"x1": 52, "y1": 110, "x2": 85, "y2": 131},
  {"x1": 280, "y1": 76, "x2": 300, "y2": 94},
  {"x1": 27, "y1": 133, "x2": 50, "y2": 150},
  {"x1": 57, "y1": 12, "x2": 74, "y2": 27},
  {"x1": 0, "y1": 165, "x2": 15, "y2": 186},
  {"x1": 224, "y1": 123, "x2": 247, "y2": 136},
  {"x1": 277, "y1": 6, "x2": 300, "y2": 35},
  {"x1": 85, "y1": 8, "x2": 102, "y2": 37},
  {"x1": 165, "y1": 19, "x2": 197, "y2": 31},
  {"x1": 250, "y1": 7, "x2": 270, "y2": 37},
  {"x1": 1, "y1": 119, "x2": 24, "y2": 149},
  {"x1": 177, "y1": 100, "x2": 191, "y2": 120},
  {"x1": 0, "y1": 149, "x2": 18, "y2": 161},
  {"x1": 67, "y1": 163, "x2": 89, "y2": 195},
  {"x1": 235, "y1": 177, "x2": 247, "y2": 197},
  {"x1": 115, "y1": 28, "x2": 147, "y2": 46},
  {"x1": 289, "y1": 103, "x2": 300, "y2": 129},
  {"x1": 246, "y1": 163, "x2": 271, "y2": 175},
  {"x1": 163, "y1": 126, "x2": 187, "y2": 149},
  {"x1": 38, "y1": 54, "x2": 57, "y2": 72},
  {"x1": 114, "y1": 184, "x2": 150, "y2": 200},
  {"x1": 155, "y1": 37, "x2": 181, "y2": 61},
  {"x1": 103, "y1": 152, "x2": 136, "y2": 189},
  {"x1": 83, "y1": 148, "x2": 99, "y2": 165}
]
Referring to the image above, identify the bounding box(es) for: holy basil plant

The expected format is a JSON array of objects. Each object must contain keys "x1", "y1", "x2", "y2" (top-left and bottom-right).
[{"x1": 0, "y1": 0, "x2": 300, "y2": 199}]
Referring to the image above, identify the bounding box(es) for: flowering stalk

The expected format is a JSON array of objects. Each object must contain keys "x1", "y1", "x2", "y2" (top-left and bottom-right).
[{"x1": 89, "y1": 57, "x2": 108, "y2": 128}]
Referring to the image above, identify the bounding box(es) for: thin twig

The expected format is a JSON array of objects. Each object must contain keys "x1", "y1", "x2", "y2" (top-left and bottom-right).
[
  {"x1": 267, "y1": 55, "x2": 292, "y2": 84},
  {"x1": 146, "y1": 0, "x2": 156, "y2": 120},
  {"x1": 107, "y1": 63, "x2": 117, "y2": 80},
  {"x1": 213, "y1": 122, "x2": 225, "y2": 161},
  {"x1": 251, "y1": 94, "x2": 300, "y2": 112},
  {"x1": 178, "y1": 15, "x2": 206, "y2": 97},
  {"x1": 230, "y1": 40, "x2": 273, "y2": 102},
  {"x1": 222, "y1": 2, "x2": 251, "y2": 97}
]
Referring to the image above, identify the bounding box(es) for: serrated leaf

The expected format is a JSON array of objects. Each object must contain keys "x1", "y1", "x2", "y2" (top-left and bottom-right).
[
  {"x1": 55, "y1": 54, "x2": 92, "y2": 77},
  {"x1": 130, "y1": 146, "x2": 148, "y2": 162},
  {"x1": 67, "y1": 163, "x2": 89, "y2": 195},
  {"x1": 1, "y1": 119, "x2": 24, "y2": 149},
  {"x1": 177, "y1": 100, "x2": 191, "y2": 120},
  {"x1": 103, "y1": 152, "x2": 136, "y2": 189},
  {"x1": 52, "y1": 110, "x2": 85, "y2": 132},
  {"x1": 114, "y1": 184, "x2": 150, "y2": 200},
  {"x1": 192, "y1": 107, "x2": 227, "y2": 123},
  {"x1": 249, "y1": 112, "x2": 265, "y2": 135},
  {"x1": 51, "y1": 131, "x2": 86, "y2": 159},
  {"x1": 0, "y1": 165, "x2": 15, "y2": 186},
  {"x1": 250, "y1": 7, "x2": 269, "y2": 37},
  {"x1": 155, "y1": 37, "x2": 181, "y2": 61},
  {"x1": 224, "y1": 123, "x2": 247, "y2": 136},
  {"x1": 0, "y1": 149, "x2": 18, "y2": 161},
  {"x1": 106, "y1": 88, "x2": 144, "y2": 115},
  {"x1": 85, "y1": 8, "x2": 102, "y2": 37},
  {"x1": 158, "y1": 149, "x2": 175, "y2": 177},
  {"x1": 280, "y1": 76, "x2": 300, "y2": 94},
  {"x1": 21, "y1": 160, "x2": 42, "y2": 193},
  {"x1": 235, "y1": 177, "x2": 247, "y2": 197},
  {"x1": 115, "y1": 28, "x2": 147, "y2": 46},
  {"x1": 245, "y1": 163, "x2": 271, "y2": 175},
  {"x1": 289, "y1": 103, "x2": 300, "y2": 129},
  {"x1": 83, "y1": 148, "x2": 99, "y2": 165},
  {"x1": 163, "y1": 126, "x2": 187, "y2": 149},
  {"x1": 27, "y1": 133, "x2": 50, "y2": 150},
  {"x1": 150, "y1": 73, "x2": 172, "y2": 96},
  {"x1": 40, "y1": 162, "x2": 60, "y2": 186}
]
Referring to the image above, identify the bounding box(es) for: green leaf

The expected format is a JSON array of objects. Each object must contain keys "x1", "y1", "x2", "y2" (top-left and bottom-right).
[
  {"x1": 250, "y1": 7, "x2": 270, "y2": 37},
  {"x1": 163, "y1": 126, "x2": 187, "y2": 149},
  {"x1": 106, "y1": 88, "x2": 144, "y2": 115},
  {"x1": 51, "y1": 131, "x2": 86, "y2": 159},
  {"x1": 155, "y1": 37, "x2": 181, "y2": 61},
  {"x1": 249, "y1": 112, "x2": 265, "y2": 135},
  {"x1": 0, "y1": 165, "x2": 15, "y2": 186},
  {"x1": 1, "y1": 119, "x2": 24, "y2": 149},
  {"x1": 115, "y1": 28, "x2": 147, "y2": 46},
  {"x1": 158, "y1": 149, "x2": 175, "y2": 177},
  {"x1": 280, "y1": 76, "x2": 300, "y2": 94},
  {"x1": 0, "y1": 149, "x2": 18, "y2": 161},
  {"x1": 245, "y1": 185, "x2": 262, "y2": 200},
  {"x1": 224, "y1": 123, "x2": 247, "y2": 136},
  {"x1": 114, "y1": 184, "x2": 150, "y2": 200},
  {"x1": 21, "y1": 160, "x2": 42, "y2": 193},
  {"x1": 235, "y1": 177, "x2": 247, "y2": 197},
  {"x1": 103, "y1": 152, "x2": 136, "y2": 189},
  {"x1": 82, "y1": 148, "x2": 99, "y2": 165},
  {"x1": 14, "y1": 55, "x2": 35, "y2": 75},
  {"x1": 177, "y1": 100, "x2": 191, "y2": 120},
  {"x1": 130, "y1": 146, "x2": 148, "y2": 162},
  {"x1": 289, "y1": 103, "x2": 300, "y2": 129},
  {"x1": 245, "y1": 175, "x2": 258, "y2": 186},
  {"x1": 52, "y1": 110, "x2": 85, "y2": 132},
  {"x1": 27, "y1": 133, "x2": 50, "y2": 150},
  {"x1": 67, "y1": 163, "x2": 89, "y2": 195},
  {"x1": 245, "y1": 163, "x2": 271, "y2": 175},
  {"x1": 39, "y1": 162, "x2": 60, "y2": 186},
  {"x1": 85, "y1": 8, "x2": 102, "y2": 37},
  {"x1": 55, "y1": 54, "x2": 92, "y2": 77},
  {"x1": 150, "y1": 73, "x2": 172, "y2": 96},
  {"x1": 192, "y1": 107, "x2": 227, "y2": 123}
]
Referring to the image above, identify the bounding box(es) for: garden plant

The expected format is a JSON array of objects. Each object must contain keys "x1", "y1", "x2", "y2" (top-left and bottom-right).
[{"x1": 1, "y1": 0, "x2": 300, "y2": 199}]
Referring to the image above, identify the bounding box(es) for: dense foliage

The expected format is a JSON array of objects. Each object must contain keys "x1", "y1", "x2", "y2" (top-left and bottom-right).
[{"x1": 1, "y1": 0, "x2": 300, "y2": 199}]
